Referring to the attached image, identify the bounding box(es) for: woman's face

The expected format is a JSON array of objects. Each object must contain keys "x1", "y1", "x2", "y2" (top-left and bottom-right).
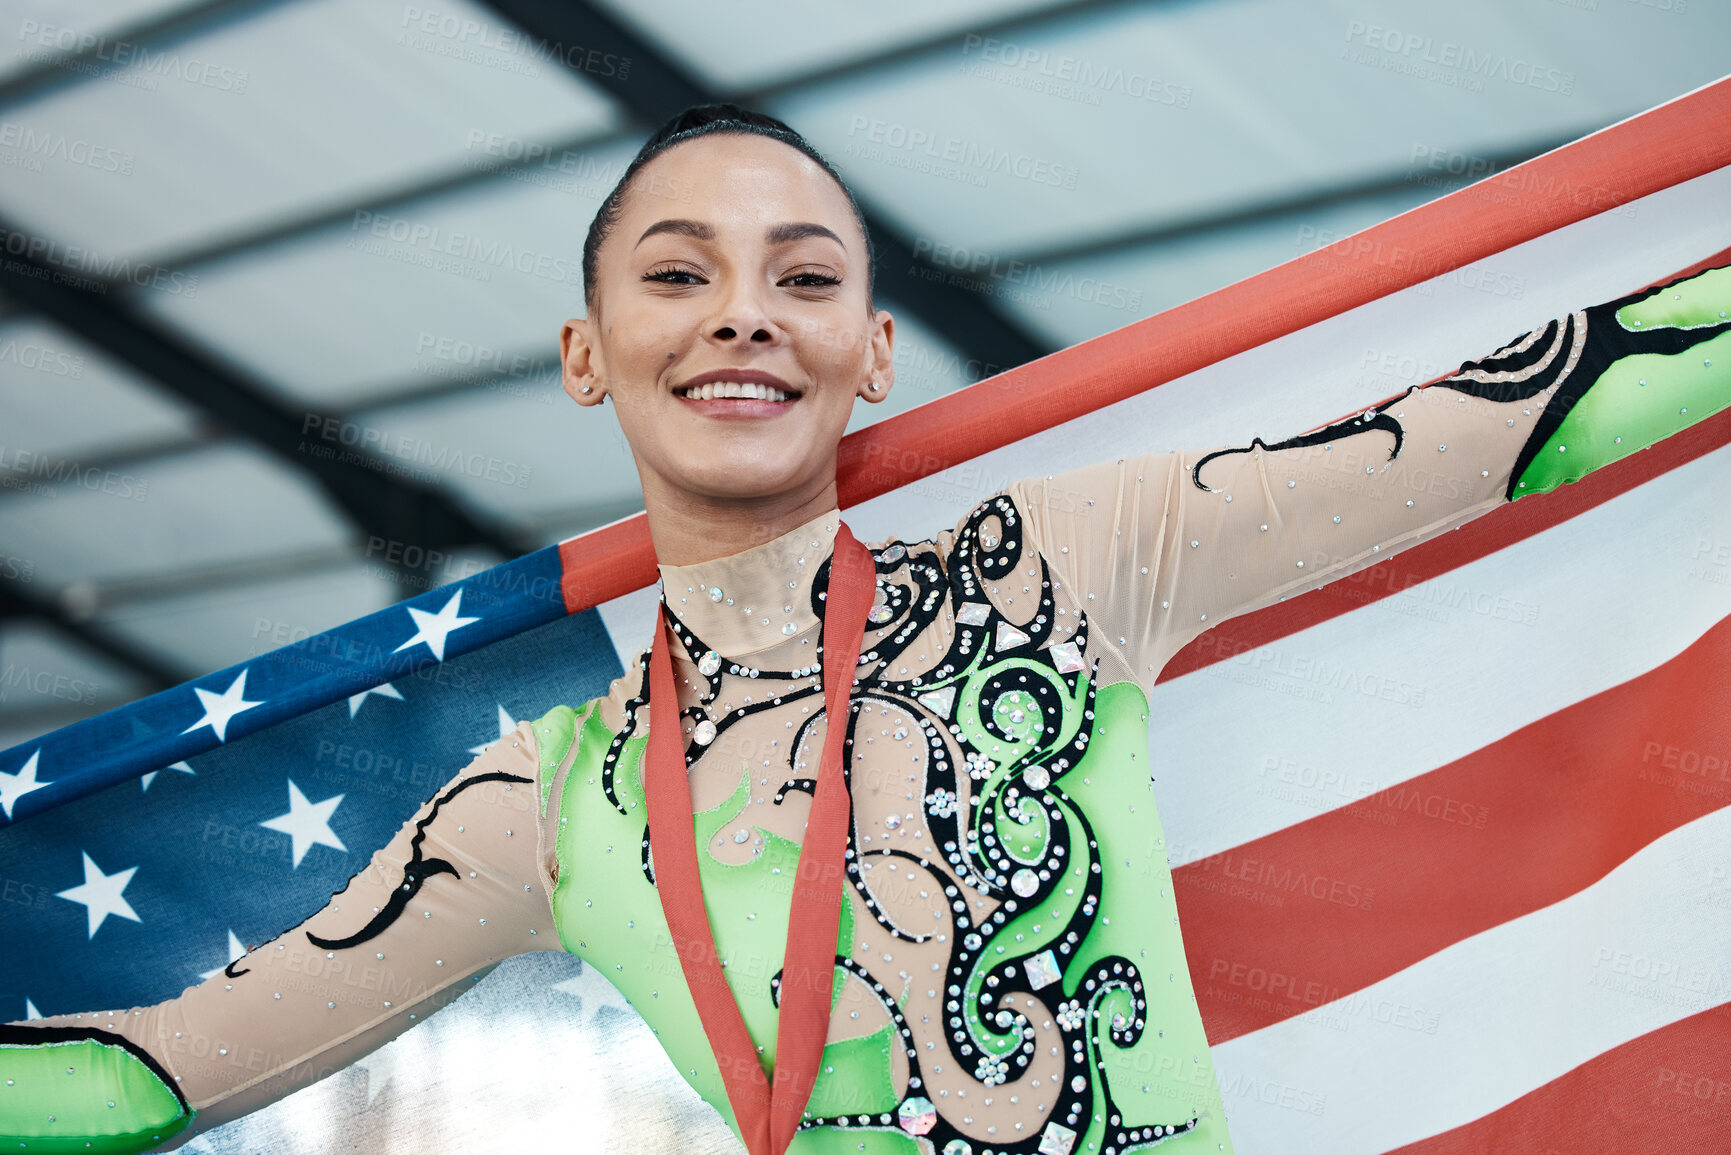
[{"x1": 561, "y1": 133, "x2": 894, "y2": 511}]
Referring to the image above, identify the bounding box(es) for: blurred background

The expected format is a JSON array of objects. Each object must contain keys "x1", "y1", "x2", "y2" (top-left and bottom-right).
[{"x1": 0, "y1": 0, "x2": 1725, "y2": 749}]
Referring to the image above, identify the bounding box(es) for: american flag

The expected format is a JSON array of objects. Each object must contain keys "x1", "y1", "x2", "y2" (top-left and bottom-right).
[{"x1": 4, "y1": 79, "x2": 1729, "y2": 1153}]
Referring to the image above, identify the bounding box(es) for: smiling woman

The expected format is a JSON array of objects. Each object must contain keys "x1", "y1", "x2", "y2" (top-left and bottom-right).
[
  {"x1": 2, "y1": 101, "x2": 1729, "y2": 1155},
  {"x1": 560, "y1": 109, "x2": 895, "y2": 569}
]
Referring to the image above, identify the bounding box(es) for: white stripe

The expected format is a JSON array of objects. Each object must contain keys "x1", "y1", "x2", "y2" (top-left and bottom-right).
[
  {"x1": 1208, "y1": 803, "x2": 1731, "y2": 1154},
  {"x1": 1150, "y1": 443, "x2": 1731, "y2": 866}
]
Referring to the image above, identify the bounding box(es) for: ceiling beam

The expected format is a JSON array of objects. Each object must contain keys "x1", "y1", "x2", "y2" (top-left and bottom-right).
[
  {"x1": 0, "y1": 218, "x2": 526, "y2": 564},
  {"x1": 0, "y1": 577, "x2": 186, "y2": 691},
  {"x1": 0, "y1": 0, "x2": 288, "y2": 109}
]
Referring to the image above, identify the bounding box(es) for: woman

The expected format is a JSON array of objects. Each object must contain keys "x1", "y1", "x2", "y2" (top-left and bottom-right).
[{"x1": 2, "y1": 103, "x2": 1726, "y2": 1155}]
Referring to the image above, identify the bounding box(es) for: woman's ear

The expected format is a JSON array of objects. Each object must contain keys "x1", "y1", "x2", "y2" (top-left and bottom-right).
[
  {"x1": 560, "y1": 317, "x2": 606, "y2": 406},
  {"x1": 858, "y1": 308, "x2": 896, "y2": 403}
]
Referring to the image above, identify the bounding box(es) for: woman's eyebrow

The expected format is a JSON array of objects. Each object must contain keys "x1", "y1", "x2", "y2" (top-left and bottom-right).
[
  {"x1": 635, "y1": 218, "x2": 713, "y2": 248},
  {"x1": 765, "y1": 221, "x2": 845, "y2": 247}
]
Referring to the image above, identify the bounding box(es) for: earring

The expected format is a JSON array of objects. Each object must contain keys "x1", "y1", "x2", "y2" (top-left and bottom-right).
[{"x1": 581, "y1": 385, "x2": 594, "y2": 395}]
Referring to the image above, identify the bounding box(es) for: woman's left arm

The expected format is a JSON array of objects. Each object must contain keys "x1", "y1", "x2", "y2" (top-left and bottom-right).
[{"x1": 1008, "y1": 263, "x2": 1730, "y2": 680}]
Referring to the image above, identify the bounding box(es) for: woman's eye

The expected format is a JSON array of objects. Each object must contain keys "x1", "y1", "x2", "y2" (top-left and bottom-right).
[
  {"x1": 784, "y1": 272, "x2": 840, "y2": 288},
  {"x1": 643, "y1": 267, "x2": 702, "y2": 285}
]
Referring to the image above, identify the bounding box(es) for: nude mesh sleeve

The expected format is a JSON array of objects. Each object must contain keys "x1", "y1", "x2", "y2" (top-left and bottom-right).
[
  {"x1": 1006, "y1": 316, "x2": 1571, "y2": 687},
  {"x1": 4, "y1": 720, "x2": 559, "y2": 1151},
  {"x1": 1010, "y1": 261, "x2": 1731, "y2": 686}
]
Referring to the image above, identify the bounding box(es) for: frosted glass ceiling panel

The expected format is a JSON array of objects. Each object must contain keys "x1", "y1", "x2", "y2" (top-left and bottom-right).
[
  {"x1": 0, "y1": 442, "x2": 354, "y2": 589},
  {"x1": 999, "y1": 187, "x2": 1439, "y2": 349},
  {"x1": 0, "y1": 0, "x2": 620, "y2": 265},
  {"x1": 97, "y1": 559, "x2": 403, "y2": 678},
  {"x1": 591, "y1": 0, "x2": 1084, "y2": 92},
  {"x1": 0, "y1": 0, "x2": 201, "y2": 82},
  {"x1": 136, "y1": 137, "x2": 639, "y2": 409},
  {"x1": 774, "y1": 0, "x2": 1731, "y2": 257},
  {"x1": 0, "y1": 318, "x2": 201, "y2": 459},
  {"x1": 355, "y1": 368, "x2": 636, "y2": 532},
  {"x1": 0, "y1": 619, "x2": 153, "y2": 720}
]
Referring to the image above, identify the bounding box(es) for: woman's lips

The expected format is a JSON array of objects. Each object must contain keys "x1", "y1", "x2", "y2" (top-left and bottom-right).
[{"x1": 677, "y1": 394, "x2": 796, "y2": 419}]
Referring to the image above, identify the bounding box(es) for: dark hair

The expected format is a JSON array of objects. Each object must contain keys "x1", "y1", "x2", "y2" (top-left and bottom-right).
[{"x1": 580, "y1": 102, "x2": 875, "y2": 314}]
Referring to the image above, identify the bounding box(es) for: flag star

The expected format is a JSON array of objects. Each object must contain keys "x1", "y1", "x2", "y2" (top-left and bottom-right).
[
  {"x1": 200, "y1": 929, "x2": 249, "y2": 981},
  {"x1": 141, "y1": 761, "x2": 197, "y2": 793},
  {"x1": 393, "y1": 590, "x2": 479, "y2": 663},
  {"x1": 261, "y1": 779, "x2": 347, "y2": 868},
  {"x1": 181, "y1": 669, "x2": 263, "y2": 743},
  {"x1": 0, "y1": 749, "x2": 52, "y2": 820},
  {"x1": 469, "y1": 703, "x2": 520, "y2": 755},
  {"x1": 24, "y1": 998, "x2": 40, "y2": 1020},
  {"x1": 348, "y1": 682, "x2": 404, "y2": 719},
  {"x1": 551, "y1": 959, "x2": 632, "y2": 1028},
  {"x1": 57, "y1": 851, "x2": 142, "y2": 939}
]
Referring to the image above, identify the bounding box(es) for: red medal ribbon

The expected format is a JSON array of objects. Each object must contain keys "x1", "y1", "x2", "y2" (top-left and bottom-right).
[{"x1": 644, "y1": 523, "x2": 876, "y2": 1155}]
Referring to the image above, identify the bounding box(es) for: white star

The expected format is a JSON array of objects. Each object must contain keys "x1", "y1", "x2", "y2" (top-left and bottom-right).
[
  {"x1": 200, "y1": 929, "x2": 249, "y2": 981},
  {"x1": 141, "y1": 761, "x2": 196, "y2": 793},
  {"x1": 260, "y1": 779, "x2": 347, "y2": 868},
  {"x1": 24, "y1": 998, "x2": 40, "y2": 1020},
  {"x1": 56, "y1": 851, "x2": 142, "y2": 939},
  {"x1": 348, "y1": 682, "x2": 404, "y2": 718},
  {"x1": 0, "y1": 749, "x2": 52, "y2": 820},
  {"x1": 551, "y1": 959, "x2": 631, "y2": 1028},
  {"x1": 469, "y1": 704, "x2": 520, "y2": 754},
  {"x1": 393, "y1": 590, "x2": 478, "y2": 663},
  {"x1": 181, "y1": 669, "x2": 263, "y2": 743}
]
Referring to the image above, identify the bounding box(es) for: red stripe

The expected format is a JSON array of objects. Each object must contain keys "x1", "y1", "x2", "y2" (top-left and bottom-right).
[
  {"x1": 1176, "y1": 611, "x2": 1731, "y2": 1045},
  {"x1": 1386, "y1": 1005, "x2": 1731, "y2": 1154},
  {"x1": 559, "y1": 81, "x2": 1731, "y2": 613}
]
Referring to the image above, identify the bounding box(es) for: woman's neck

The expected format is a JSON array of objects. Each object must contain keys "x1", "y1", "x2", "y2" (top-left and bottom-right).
[{"x1": 642, "y1": 474, "x2": 842, "y2": 567}]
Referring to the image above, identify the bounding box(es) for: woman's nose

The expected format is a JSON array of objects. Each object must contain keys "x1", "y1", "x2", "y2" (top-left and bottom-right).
[{"x1": 709, "y1": 279, "x2": 776, "y2": 344}]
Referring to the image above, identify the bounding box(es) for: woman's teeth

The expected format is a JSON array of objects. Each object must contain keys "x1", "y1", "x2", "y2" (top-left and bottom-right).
[{"x1": 680, "y1": 381, "x2": 790, "y2": 402}]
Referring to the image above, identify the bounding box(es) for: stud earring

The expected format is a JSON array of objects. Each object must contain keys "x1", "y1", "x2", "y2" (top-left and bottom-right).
[{"x1": 581, "y1": 385, "x2": 593, "y2": 395}]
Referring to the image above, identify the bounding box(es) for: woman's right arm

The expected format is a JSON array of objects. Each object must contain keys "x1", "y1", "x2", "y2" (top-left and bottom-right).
[{"x1": 0, "y1": 718, "x2": 561, "y2": 1152}]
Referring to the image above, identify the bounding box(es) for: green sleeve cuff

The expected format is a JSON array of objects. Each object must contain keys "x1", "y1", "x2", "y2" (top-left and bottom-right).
[
  {"x1": 0, "y1": 1027, "x2": 194, "y2": 1154},
  {"x1": 1513, "y1": 265, "x2": 1730, "y2": 499}
]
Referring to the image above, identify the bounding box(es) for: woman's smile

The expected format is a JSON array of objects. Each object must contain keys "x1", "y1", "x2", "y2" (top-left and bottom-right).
[{"x1": 674, "y1": 367, "x2": 802, "y2": 418}]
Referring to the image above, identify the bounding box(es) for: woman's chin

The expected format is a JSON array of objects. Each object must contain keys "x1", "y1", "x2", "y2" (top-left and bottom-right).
[{"x1": 674, "y1": 459, "x2": 831, "y2": 504}]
